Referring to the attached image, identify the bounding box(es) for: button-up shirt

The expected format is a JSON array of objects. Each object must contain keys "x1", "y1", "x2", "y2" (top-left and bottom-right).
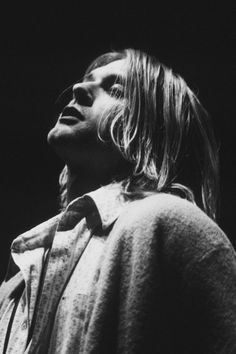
[{"x1": 0, "y1": 182, "x2": 128, "y2": 353}]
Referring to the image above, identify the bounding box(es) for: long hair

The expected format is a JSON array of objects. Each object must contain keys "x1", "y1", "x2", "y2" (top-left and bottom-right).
[{"x1": 58, "y1": 49, "x2": 219, "y2": 220}]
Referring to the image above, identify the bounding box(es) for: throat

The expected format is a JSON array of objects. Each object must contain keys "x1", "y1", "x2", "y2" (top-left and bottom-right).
[{"x1": 65, "y1": 165, "x2": 114, "y2": 204}]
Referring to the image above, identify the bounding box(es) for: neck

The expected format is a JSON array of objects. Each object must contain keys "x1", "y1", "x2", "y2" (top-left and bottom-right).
[{"x1": 66, "y1": 165, "x2": 119, "y2": 204}]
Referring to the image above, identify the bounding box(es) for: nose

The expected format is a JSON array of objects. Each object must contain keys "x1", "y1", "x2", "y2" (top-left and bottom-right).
[{"x1": 72, "y1": 83, "x2": 93, "y2": 107}]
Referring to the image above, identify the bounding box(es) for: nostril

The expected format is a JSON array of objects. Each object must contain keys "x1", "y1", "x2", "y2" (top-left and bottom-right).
[{"x1": 73, "y1": 87, "x2": 93, "y2": 107}]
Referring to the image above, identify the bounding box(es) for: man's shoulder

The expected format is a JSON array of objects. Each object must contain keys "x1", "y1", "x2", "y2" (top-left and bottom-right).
[
  {"x1": 119, "y1": 193, "x2": 209, "y2": 228},
  {"x1": 114, "y1": 193, "x2": 230, "y2": 251}
]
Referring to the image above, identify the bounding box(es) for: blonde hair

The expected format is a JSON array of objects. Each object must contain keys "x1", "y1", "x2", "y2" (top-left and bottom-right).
[{"x1": 59, "y1": 49, "x2": 219, "y2": 220}]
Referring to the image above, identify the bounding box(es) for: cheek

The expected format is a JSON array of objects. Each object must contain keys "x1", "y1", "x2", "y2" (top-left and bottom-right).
[
  {"x1": 94, "y1": 96, "x2": 126, "y2": 136},
  {"x1": 93, "y1": 95, "x2": 117, "y2": 117}
]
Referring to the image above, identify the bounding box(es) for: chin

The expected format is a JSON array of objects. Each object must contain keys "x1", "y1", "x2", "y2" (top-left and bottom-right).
[
  {"x1": 47, "y1": 128, "x2": 76, "y2": 164},
  {"x1": 47, "y1": 124, "x2": 74, "y2": 146},
  {"x1": 47, "y1": 125, "x2": 89, "y2": 165},
  {"x1": 48, "y1": 125, "x2": 59, "y2": 143}
]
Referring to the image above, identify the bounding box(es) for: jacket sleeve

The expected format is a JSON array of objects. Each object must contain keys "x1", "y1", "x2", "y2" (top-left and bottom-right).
[{"x1": 153, "y1": 195, "x2": 236, "y2": 354}]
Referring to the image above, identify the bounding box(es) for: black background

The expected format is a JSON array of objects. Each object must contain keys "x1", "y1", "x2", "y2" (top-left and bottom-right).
[{"x1": 0, "y1": 3, "x2": 235, "y2": 281}]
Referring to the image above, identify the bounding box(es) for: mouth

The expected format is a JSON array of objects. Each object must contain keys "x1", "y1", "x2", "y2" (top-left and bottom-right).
[{"x1": 59, "y1": 106, "x2": 85, "y2": 125}]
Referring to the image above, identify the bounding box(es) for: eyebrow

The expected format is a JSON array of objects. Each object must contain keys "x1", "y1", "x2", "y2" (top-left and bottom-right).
[{"x1": 83, "y1": 72, "x2": 124, "y2": 85}]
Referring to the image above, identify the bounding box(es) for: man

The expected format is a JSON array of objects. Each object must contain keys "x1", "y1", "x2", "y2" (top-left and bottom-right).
[{"x1": 0, "y1": 49, "x2": 236, "y2": 353}]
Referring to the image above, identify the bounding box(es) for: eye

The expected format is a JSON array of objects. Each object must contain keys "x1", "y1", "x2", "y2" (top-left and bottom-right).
[
  {"x1": 109, "y1": 83, "x2": 124, "y2": 98},
  {"x1": 101, "y1": 75, "x2": 125, "y2": 99}
]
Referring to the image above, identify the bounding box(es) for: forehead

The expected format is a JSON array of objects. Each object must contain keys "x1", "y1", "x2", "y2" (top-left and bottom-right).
[{"x1": 85, "y1": 59, "x2": 128, "y2": 81}]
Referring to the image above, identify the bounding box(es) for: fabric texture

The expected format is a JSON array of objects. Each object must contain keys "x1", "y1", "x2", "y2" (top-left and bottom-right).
[{"x1": 0, "y1": 185, "x2": 236, "y2": 353}]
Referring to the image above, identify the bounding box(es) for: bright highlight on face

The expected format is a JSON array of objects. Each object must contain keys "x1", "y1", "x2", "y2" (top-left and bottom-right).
[
  {"x1": 47, "y1": 58, "x2": 130, "y2": 174},
  {"x1": 48, "y1": 58, "x2": 128, "y2": 143}
]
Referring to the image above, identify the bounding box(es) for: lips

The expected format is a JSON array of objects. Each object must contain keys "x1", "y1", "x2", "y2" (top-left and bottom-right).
[{"x1": 59, "y1": 106, "x2": 85, "y2": 124}]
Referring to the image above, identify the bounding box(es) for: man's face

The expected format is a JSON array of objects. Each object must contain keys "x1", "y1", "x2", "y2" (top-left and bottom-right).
[{"x1": 47, "y1": 59, "x2": 128, "y2": 172}]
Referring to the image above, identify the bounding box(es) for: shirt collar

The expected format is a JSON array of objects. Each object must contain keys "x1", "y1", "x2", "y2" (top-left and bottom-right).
[
  {"x1": 68, "y1": 181, "x2": 128, "y2": 231},
  {"x1": 11, "y1": 182, "x2": 128, "y2": 253}
]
